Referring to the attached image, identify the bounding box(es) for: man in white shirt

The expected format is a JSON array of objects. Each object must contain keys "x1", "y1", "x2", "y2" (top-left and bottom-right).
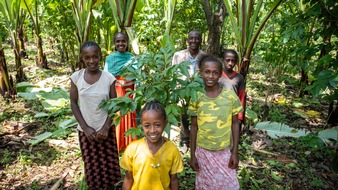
[{"x1": 172, "y1": 30, "x2": 204, "y2": 148}]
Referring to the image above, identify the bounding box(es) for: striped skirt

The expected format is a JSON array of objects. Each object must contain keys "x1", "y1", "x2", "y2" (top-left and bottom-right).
[
  {"x1": 79, "y1": 127, "x2": 121, "y2": 190},
  {"x1": 195, "y1": 146, "x2": 239, "y2": 190}
]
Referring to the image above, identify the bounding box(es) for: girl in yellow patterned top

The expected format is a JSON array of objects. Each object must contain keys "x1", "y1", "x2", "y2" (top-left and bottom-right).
[
  {"x1": 188, "y1": 54, "x2": 243, "y2": 190},
  {"x1": 120, "y1": 100, "x2": 184, "y2": 190}
]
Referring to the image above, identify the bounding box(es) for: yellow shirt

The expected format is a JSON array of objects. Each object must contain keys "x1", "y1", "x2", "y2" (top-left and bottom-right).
[{"x1": 120, "y1": 138, "x2": 184, "y2": 190}]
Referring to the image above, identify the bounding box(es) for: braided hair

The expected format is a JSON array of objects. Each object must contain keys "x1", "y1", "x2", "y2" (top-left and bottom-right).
[
  {"x1": 80, "y1": 41, "x2": 102, "y2": 55},
  {"x1": 140, "y1": 100, "x2": 167, "y2": 121},
  {"x1": 80, "y1": 41, "x2": 102, "y2": 64},
  {"x1": 197, "y1": 53, "x2": 223, "y2": 72}
]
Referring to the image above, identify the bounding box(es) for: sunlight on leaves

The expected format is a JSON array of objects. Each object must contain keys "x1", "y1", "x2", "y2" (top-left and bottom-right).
[{"x1": 292, "y1": 108, "x2": 321, "y2": 119}]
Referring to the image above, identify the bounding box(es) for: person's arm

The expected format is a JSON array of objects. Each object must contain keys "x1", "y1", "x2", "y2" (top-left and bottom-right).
[
  {"x1": 189, "y1": 116, "x2": 199, "y2": 171},
  {"x1": 237, "y1": 89, "x2": 245, "y2": 121},
  {"x1": 96, "y1": 81, "x2": 117, "y2": 141},
  {"x1": 170, "y1": 174, "x2": 179, "y2": 190},
  {"x1": 122, "y1": 170, "x2": 133, "y2": 190},
  {"x1": 70, "y1": 80, "x2": 96, "y2": 141},
  {"x1": 237, "y1": 74, "x2": 246, "y2": 121},
  {"x1": 229, "y1": 114, "x2": 240, "y2": 169}
]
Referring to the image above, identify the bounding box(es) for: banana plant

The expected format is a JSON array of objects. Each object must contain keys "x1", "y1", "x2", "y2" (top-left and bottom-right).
[
  {"x1": 161, "y1": 0, "x2": 177, "y2": 49},
  {"x1": 0, "y1": 0, "x2": 26, "y2": 82},
  {"x1": 22, "y1": 0, "x2": 48, "y2": 68},
  {"x1": 223, "y1": 0, "x2": 283, "y2": 79},
  {"x1": 70, "y1": 0, "x2": 97, "y2": 68},
  {"x1": 107, "y1": 0, "x2": 141, "y2": 54},
  {"x1": 0, "y1": 38, "x2": 16, "y2": 98}
]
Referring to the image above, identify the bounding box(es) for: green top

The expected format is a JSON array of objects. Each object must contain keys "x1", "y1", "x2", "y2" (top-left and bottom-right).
[
  {"x1": 188, "y1": 88, "x2": 243, "y2": 150},
  {"x1": 104, "y1": 51, "x2": 134, "y2": 76}
]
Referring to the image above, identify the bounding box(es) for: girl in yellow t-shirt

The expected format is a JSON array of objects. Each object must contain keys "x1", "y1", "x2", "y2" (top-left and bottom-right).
[{"x1": 120, "y1": 100, "x2": 184, "y2": 190}]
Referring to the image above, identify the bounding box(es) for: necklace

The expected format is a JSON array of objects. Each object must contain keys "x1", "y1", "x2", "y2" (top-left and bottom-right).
[{"x1": 146, "y1": 138, "x2": 164, "y2": 169}]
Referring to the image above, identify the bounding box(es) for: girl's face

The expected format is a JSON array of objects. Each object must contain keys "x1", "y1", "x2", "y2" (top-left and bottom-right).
[
  {"x1": 223, "y1": 53, "x2": 238, "y2": 72},
  {"x1": 200, "y1": 61, "x2": 222, "y2": 87},
  {"x1": 81, "y1": 46, "x2": 101, "y2": 72},
  {"x1": 141, "y1": 110, "x2": 167, "y2": 144},
  {"x1": 114, "y1": 34, "x2": 128, "y2": 53}
]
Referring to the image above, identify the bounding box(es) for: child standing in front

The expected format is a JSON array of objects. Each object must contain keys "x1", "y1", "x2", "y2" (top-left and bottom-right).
[
  {"x1": 120, "y1": 100, "x2": 184, "y2": 190},
  {"x1": 188, "y1": 54, "x2": 243, "y2": 189},
  {"x1": 70, "y1": 41, "x2": 121, "y2": 189}
]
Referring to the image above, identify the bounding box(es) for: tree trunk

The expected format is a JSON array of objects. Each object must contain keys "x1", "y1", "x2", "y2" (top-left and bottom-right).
[
  {"x1": 11, "y1": 32, "x2": 26, "y2": 82},
  {"x1": 298, "y1": 67, "x2": 308, "y2": 97},
  {"x1": 18, "y1": 22, "x2": 27, "y2": 58},
  {"x1": 201, "y1": 0, "x2": 227, "y2": 55},
  {"x1": 35, "y1": 34, "x2": 48, "y2": 69},
  {"x1": 0, "y1": 46, "x2": 16, "y2": 98}
]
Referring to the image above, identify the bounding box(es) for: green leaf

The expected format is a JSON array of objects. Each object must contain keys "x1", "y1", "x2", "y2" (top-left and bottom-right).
[
  {"x1": 28, "y1": 132, "x2": 53, "y2": 145},
  {"x1": 17, "y1": 92, "x2": 38, "y2": 100},
  {"x1": 255, "y1": 121, "x2": 307, "y2": 138},
  {"x1": 271, "y1": 171, "x2": 283, "y2": 182},
  {"x1": 34, "y1": 112, "x2": 50, "y2": 118},
  {"x1": 245, "y1": 109, "x2": 258, "y2": 122},
  {"x1": 318, "y1": 126, "x2": 338, "y2": 145},
  {"x1": 16, "y1": 82, "x2": 38, "y2": 92},
  {"x1": 58, "y1": 116, "x2": 78, "y2": 129}
]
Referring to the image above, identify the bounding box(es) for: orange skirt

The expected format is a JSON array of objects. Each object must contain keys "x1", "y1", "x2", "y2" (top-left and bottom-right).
[{"x1": 115, "y1": 76, "x2": 137, "y2": 152}]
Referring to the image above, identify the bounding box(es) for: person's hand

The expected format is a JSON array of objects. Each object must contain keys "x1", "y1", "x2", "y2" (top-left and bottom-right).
[
  {"x1": 83, "y1": 126, "x2": 96, "y2": 142},
  {"x1": 96, "y1": 125, "x2": 111, "y2": 141},
  {"x1": 228, "y1": 152, "x2": 239, "y2": 169},
  {"x1": 190, "y1": 156, "x2": 200, "y2": 171}
]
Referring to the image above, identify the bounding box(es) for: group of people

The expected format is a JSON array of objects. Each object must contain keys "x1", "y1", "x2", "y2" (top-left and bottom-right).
[{"x1": 70, "y1": 30, "x2": 246, "y2": 190}]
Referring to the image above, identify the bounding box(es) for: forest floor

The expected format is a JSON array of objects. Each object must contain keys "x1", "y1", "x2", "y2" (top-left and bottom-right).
[{"x1": 0, "y1": 43, "x2": 338, "y2": 189}]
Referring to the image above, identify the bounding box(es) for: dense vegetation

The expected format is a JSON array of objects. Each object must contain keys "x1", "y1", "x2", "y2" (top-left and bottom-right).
[{"x1": 0, "y1": 0, "x2": 337, "y2": 189}]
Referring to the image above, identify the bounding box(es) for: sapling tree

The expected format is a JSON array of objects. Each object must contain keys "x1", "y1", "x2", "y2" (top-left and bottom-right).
[{"x1": 100, "y1": 47, "x2": 204, "y2": 138}]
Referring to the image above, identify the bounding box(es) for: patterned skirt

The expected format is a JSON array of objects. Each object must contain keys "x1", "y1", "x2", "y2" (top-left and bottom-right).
[
  {"x1": 79, "y1": 127, "x2": 121, "y2": 190},
  {"x1": 195, "y1": 146, "x2": 239, "y2": 190}
]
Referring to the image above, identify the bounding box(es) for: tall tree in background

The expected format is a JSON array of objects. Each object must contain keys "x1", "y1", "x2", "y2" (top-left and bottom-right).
[
  {"x1": 223, "y1": 0, "x2": 283, "y2": 79},
  {"x1": 22, "y1": 0, "x2": 48, "y2": 68},
  {"x1": 161, "y1": 0, "x2": 177, "y2": 48},
  {"x1": 108, "y1": 0, "x2": 139, "y2": 53},
  {"x1": 70, "y1": 0, "x2": 95, "y2": 68},
  {"x1": 201, "y1": 0, "x2": 227, "y2": 55},
  {"x1": 0, "y1": 0, "x2": 26, "y2": 82}
]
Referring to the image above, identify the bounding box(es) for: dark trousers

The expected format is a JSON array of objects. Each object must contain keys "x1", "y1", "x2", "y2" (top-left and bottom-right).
[{"x1": 180, "y1": 113, "x2": 190, "y2": 147}]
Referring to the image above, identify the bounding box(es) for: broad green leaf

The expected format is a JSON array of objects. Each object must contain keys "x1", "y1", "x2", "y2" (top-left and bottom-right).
[
  {"x1": 34, "y1": 112, "x2": 49, "y2": 118},
  {"x1": 318, "y1": 126, "x2": 338, "y2": 145},
  {"x1": 17, "y1": 92, "x2": 38, "y2": 100},
  {"x1": 255, "y1": 121, "x2": 307, "y2": 139},
  {"x1": 58, "y1": 117, "x2": 78, "y2": 129},
  {"x1": 41, "y1": 98, "x2": 68, "y2": 111},
  {"x1": 16, "y1": 82, "x2": 38, "y2": 92},
  {"x1": 246, "y1": 109, "x2": 258, "y2": 122},
  {"x1": 28, "y1": 132, "x2": 53, "y2": 145},
  {"x1": 52, "y1": 128, "x2": 69, "y2": 138}
]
